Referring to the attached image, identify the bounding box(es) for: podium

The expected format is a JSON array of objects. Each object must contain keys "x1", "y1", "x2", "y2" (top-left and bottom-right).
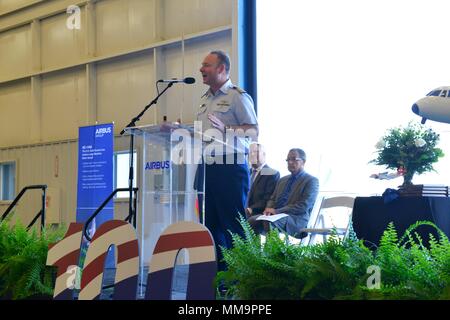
[{"x1": 125, "y1": 123, "x2": 205, "y2": 293}]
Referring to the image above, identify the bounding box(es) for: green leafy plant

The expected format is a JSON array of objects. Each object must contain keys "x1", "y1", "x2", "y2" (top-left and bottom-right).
[
  {"x1": 370, "y1": 121, "x2": 444, "y2": 185},
  {"x1": 217, "y1": 217, "x2": 450, "y2": 300},
  {"x1": 0, "y1": 219, "x2": 66, "y2": 299}
]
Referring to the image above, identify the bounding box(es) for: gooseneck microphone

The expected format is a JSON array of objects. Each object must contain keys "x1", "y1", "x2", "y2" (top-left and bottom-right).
[{"x1": 157, "y1": 77, "x2": 196, "y2": 84}]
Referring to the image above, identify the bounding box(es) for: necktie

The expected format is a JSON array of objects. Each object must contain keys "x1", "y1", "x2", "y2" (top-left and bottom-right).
[
  {"x1": 246, "y1": 169, "x2": 258, "y2": 208},
  {"x1": 250, "y1": 169, "x2": 258, "y2": 185},
  {"x1": 275, "y1": 175, "x2": 296, "y2": 208}
]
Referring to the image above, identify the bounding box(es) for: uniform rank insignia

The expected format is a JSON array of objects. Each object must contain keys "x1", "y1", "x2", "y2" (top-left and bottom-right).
[{"x1": 232, "y1": 86, "x2": 246, "y2": 94}]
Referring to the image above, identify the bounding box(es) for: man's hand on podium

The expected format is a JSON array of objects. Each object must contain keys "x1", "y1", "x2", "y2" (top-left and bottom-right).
[{"x1": 160, "y1": 118, "x2": 182, "y2": 132}]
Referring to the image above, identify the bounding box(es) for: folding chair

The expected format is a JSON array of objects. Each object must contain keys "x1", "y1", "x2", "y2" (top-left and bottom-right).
[{"x1": 299, "y1": 195, "x2": 355, "y2": 246}]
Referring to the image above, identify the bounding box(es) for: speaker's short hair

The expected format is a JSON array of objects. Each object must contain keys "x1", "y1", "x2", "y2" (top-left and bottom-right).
[{"x1": 210, "y1": 50, "x2": 230, "y2": 74}]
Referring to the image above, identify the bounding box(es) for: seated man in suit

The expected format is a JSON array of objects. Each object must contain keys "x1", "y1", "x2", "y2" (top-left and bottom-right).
[
  {"x1": 248, "y1": 148, "x2": 319, "y2": 238},
  {"x1": 245, "y1": 143, "x2": 280, "y2": 218}
]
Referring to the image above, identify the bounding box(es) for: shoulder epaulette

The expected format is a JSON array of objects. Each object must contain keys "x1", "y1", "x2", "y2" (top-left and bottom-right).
[{"x1": 232, "y1": 86, "x2": 247, "y2": 94}]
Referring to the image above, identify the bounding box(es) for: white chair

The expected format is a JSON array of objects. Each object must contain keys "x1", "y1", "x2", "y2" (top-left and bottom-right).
[{"x1": 299, "y1": 195, "x2": 355, "y2": 246}]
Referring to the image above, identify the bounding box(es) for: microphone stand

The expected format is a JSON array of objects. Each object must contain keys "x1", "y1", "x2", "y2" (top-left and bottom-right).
[{"x1": 120, "y1": 82, "x2": 174, "y2": 227}]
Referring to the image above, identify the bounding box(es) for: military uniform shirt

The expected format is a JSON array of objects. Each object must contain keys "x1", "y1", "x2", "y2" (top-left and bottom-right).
[
  {"x1": 197, "y1": 79, "x2": 257, "y2": 130},
  {"x1": 197, "y1": 79, "x2": 258, "y2": 154}
]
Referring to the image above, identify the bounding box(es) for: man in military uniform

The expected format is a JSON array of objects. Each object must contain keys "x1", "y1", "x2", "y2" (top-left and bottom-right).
[{"x1": 197, "y1": 50, "x2": 258, "y2": 271}]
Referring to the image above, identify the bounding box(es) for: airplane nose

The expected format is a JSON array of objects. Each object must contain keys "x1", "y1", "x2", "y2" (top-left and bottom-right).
[{"x1": 412, "y1": 103, "x2": 420, "y2": 115}]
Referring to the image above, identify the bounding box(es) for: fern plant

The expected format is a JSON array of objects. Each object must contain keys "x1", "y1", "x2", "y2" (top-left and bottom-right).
[
  {"x1": 0, "y1": 219, "x2": 66, "y2": 299},
  {"x1": 216, "y1": 217, "x2": 370, "y2": 299},
  {"x1": 217, "y1": 218, "x2": 450, "y2": 300}
]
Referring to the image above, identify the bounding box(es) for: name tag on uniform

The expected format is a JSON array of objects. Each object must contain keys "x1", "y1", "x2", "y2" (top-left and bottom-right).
[{"x1": 216, "y1": 101, "x2": 230, "y2": 107}]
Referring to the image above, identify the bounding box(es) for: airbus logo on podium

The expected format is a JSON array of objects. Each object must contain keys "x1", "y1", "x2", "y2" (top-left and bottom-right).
[{"x1": 145, "y1": 161, "x2": 170, "y2": 170}]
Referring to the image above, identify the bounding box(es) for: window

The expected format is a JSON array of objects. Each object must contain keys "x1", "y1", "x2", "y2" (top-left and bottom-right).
[
  {"x1": 114, "y1": 152, "x2": 137, "y2": 198},
  {"x1": 427, "y1": 90, "x2": 441, "y2": 96},
  {"x1": 0, "y1": 161, "x2": 16, "y2": 201},
  {"x1": 257, "y1": 0, "x2": 450, "y2": 194}
]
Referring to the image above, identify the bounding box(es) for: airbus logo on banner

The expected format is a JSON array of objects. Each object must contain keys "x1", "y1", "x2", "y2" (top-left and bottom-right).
[
  {"x1": 145, "y1": 161, "x2": 170, "y2": 170},
  {"x1": 95, "y1": 127, "x2": 112, "y2": 138}
]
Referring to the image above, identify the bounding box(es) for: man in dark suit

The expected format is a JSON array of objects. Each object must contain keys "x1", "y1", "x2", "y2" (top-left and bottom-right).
[
  {"x1": 248, "y1": 148, "x2": 319, "y2": 238},
  {"x1": 245, "y1": 143, "x2": 280, "y2": 218}
]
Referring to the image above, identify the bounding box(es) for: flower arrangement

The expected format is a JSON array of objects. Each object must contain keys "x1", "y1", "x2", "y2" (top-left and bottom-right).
[{"x1": 370, "y1": 122, "x2": 444, "y2": 186}]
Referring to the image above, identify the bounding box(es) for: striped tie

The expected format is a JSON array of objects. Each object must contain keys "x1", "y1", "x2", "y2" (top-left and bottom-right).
[{"x1": 250, "y1": 169, "x2": 258, "y2": 186}]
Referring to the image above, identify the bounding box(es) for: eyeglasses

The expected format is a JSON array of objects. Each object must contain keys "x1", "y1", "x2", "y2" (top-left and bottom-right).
[{"x1": 285, "y1": 158, "x2": 303, "y2": 162}]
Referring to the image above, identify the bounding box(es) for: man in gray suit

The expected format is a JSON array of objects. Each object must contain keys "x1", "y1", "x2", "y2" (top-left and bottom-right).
[
  {"x1": 245, "y1": 143, "x2": 280, "y2": 218},
  {"x1": 248, "y1": 148, "x2": 319, "y2": 238}
]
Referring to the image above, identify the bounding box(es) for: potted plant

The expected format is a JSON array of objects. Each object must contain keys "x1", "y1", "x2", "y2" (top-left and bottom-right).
[{"x1": 370, "y1": 121, "x2": 444, "y2": 186}]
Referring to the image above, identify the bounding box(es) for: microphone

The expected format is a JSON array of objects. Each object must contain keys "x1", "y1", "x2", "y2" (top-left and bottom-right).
[{"x1": 157, "y1": 77, "x2": 196, "y2": 84}]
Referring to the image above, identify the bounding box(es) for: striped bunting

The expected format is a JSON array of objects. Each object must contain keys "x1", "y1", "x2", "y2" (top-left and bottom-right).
[
  {"x1": 78, "y1": 220, "x2": 139, "y2": 300},
  {"x1": 46, "y1": 223, "x2": 83, "y2": 300},
  {"x1": 146, "y1": 221, "x2": 216, "y2": 300}
]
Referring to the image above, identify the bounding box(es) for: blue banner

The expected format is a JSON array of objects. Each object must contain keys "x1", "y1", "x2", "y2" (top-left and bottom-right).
[{"x1": 76, "y1": 123, "x2": 114, "y2": 228}]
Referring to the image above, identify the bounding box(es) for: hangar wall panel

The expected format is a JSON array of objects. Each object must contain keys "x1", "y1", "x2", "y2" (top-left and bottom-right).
[
  {"x1": 0, "y1": 25, "x2": 30, "y2": 82},
  {"x1": 41, "y1": 8, "x2": 86, "y2": 70},
  {"x1": 0, "y1": 80, "x2": 31, "y2": 146},
  {"x1": 0, "y1": 0, "x2": 238, "y2": 225},
  {"x1": 41, "y1": 67, "x2": 87, "y2": 141}
]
